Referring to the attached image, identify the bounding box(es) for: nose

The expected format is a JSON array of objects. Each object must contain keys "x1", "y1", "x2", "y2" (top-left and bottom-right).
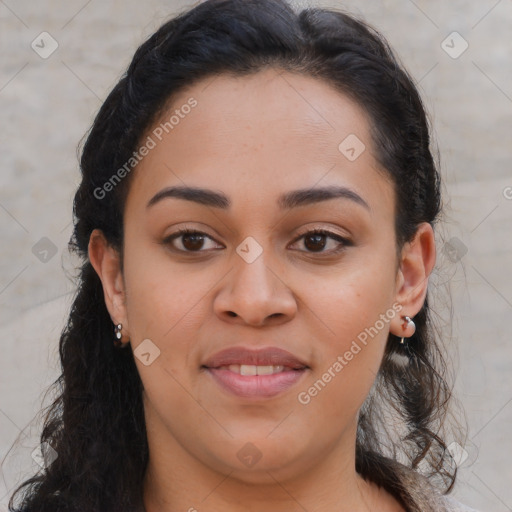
[{"x1": 213, "y1": 250, "x2": 298, "y2": 327}]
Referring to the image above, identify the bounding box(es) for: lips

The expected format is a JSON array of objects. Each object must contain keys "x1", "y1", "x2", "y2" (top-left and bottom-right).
[
  {"x1": 202, "y1": 346, "x2": 309, "y2": 370},
  {"x1": 202, "y1": 346, "x2": 310, "y2": 399}
]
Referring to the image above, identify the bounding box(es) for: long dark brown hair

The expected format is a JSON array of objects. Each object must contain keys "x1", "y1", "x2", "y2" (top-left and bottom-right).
[{"x1": 7, "y1": 1, "x2": 460, "y2": 511}]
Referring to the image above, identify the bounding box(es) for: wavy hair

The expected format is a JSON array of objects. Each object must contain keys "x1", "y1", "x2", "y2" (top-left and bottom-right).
[{"x1": 8, "y1": 1, "x2": 459, "y2": 511}]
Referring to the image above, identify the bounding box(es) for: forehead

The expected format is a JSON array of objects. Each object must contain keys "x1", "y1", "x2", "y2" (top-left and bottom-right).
[
  {"x1": 160, "y1": 68, "x2": 371, "y2": 158},
  {"x1": 125, "y1": 68, "x2": 392, "y2": 216}
]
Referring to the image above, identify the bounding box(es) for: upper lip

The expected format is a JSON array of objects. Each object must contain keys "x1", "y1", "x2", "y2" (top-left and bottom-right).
[{"x1": 202, "y1": 346, "x2": 309, "y2": 369}]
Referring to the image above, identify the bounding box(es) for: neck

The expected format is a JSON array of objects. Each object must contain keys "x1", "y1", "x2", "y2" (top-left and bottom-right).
[{"x1": 142, "y1": 418, "x2": 403, "y2": 512}]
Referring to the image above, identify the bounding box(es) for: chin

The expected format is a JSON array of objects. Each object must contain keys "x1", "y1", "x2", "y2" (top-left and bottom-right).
[{"x1": 206, "y1": 439, "x2": 310, "y2": 483}]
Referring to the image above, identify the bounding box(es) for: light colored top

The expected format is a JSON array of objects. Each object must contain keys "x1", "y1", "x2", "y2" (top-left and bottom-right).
[{"x1": 442, "y1": 495, "x2": 480, "y2": 511}]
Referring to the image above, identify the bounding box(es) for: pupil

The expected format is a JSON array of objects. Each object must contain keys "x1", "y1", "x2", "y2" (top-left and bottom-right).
[
  {"x1": 183, "y1": 233, "x2": 204, "y2": 251},
  {"x1": 305, "y1": 233, "x2": 326, "y2": 252}
]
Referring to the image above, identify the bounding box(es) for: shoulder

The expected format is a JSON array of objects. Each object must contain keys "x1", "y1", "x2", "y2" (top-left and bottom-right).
[{"x1": 441, "y1": 495, "x2": 481, "y2": 512}]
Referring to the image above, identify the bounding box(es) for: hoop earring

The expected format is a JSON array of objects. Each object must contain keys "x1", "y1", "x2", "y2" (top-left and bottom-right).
[{"x1": 400, "y1": 316, "x2": 416, "y2": 345}]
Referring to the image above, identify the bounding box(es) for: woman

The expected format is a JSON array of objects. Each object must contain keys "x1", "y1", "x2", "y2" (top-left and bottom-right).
[{"x1": 8, "y1": 0, "x2": 480, "y2": 511}]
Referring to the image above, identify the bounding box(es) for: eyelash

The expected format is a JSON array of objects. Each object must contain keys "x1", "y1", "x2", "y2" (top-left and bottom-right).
[{"x1": 163, "y1": 228, "x2": 351, "y2": 256}]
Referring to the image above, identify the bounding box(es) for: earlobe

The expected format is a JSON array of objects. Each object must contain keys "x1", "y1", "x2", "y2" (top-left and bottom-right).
[
  {"x1": 391, "y1": 223, "x2": 436, "y2": 335},
  {"x1": 88, "y1": 229, "x2": 129, "y2": 336}
]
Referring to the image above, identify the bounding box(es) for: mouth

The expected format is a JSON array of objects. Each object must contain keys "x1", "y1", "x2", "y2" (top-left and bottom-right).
[
  {"x1": 214, "y1": 364, "x2": 298, "y2": 375},
  {"x1": 201, "y1": 346, "x2": 310, "y2": 399}
]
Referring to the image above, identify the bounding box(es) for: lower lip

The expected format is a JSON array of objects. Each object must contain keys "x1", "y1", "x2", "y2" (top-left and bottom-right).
[{"x1": 205, "y1": 368, "x2": 307, "y2": 399}]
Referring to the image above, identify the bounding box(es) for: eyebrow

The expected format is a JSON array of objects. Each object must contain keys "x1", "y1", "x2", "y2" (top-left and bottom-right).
[{"x1": 146, "y1": 184, "x2": 370, "y2": 211}]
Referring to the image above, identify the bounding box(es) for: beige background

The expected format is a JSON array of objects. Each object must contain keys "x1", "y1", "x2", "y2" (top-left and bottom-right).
[{"x1": 1, "y1": 1, "x2": 511, "y2": 510}]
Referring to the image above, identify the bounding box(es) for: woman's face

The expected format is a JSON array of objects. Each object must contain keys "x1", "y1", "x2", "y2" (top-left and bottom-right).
[{"x1": 92, "y1": 68, "x2": 433, "y2": 487}]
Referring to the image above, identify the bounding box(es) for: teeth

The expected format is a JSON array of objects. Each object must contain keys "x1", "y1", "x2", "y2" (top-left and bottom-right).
[
  {"x1": 218, "y1": 364, "x2": 286, "y2": 375},
  {"x1": 240, "y1": 364, "x2": 258, "y2": 376},
  {"x1": 251, "y1": 365, "x2": 277, "y2": 376}
]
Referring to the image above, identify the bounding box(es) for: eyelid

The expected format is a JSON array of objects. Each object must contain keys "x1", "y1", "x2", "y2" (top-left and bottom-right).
[{"x1": 291, "y1": 225, "x2": 351, "y2": 243}]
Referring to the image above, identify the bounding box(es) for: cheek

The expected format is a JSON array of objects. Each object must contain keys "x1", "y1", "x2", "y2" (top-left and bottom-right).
[
  {"x1": 122, "y1": 247, "x2": 211, "y2": 424},
  {"x1": 299, "y1": 258, "x2": 397, "y2": 414},
  {"x1": 123, "y1": 237, "x2": 209, "y2": 340},
  {"x1": 121, "y1": 242, "x2": 219, "y2": 409},
  {"x1": 303, "y1": 254, "x2": 396, "y2": 347}
]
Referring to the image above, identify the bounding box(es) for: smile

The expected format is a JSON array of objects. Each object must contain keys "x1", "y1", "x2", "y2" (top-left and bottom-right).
[{"x1": 216, "y1": 364, "x2": 293, "y2": 375}]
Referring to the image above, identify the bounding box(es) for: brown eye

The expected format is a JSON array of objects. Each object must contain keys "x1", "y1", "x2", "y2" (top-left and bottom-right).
[
  {"x1": 163, "y1": 228, "x2": 350, "y2": 256},
  {"x1": 164, "y1": 229, "x2": 222, "y2": 253},
  {"x1": 304, "y1": 232, "x2": 327, "y2": 252},
  {"x1": 180, "y1": 232, "x2": 206, "y2": 251},
  {"x1": 291, "y1": 229, "x2": 350, "y2": 255}
]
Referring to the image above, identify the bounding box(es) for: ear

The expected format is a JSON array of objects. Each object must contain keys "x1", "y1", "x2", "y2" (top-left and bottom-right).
[
  {"x1": 88, "y1": 229, "x2": 129, "y2": 341},
  {"x1": 390, "y1": 222, "x2": 436, "y2": 337}
]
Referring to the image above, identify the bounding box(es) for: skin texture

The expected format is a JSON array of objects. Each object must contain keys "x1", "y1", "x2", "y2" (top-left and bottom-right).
[{"x1": 89, "y1": 68, "x2": 436, "y2": 512}]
